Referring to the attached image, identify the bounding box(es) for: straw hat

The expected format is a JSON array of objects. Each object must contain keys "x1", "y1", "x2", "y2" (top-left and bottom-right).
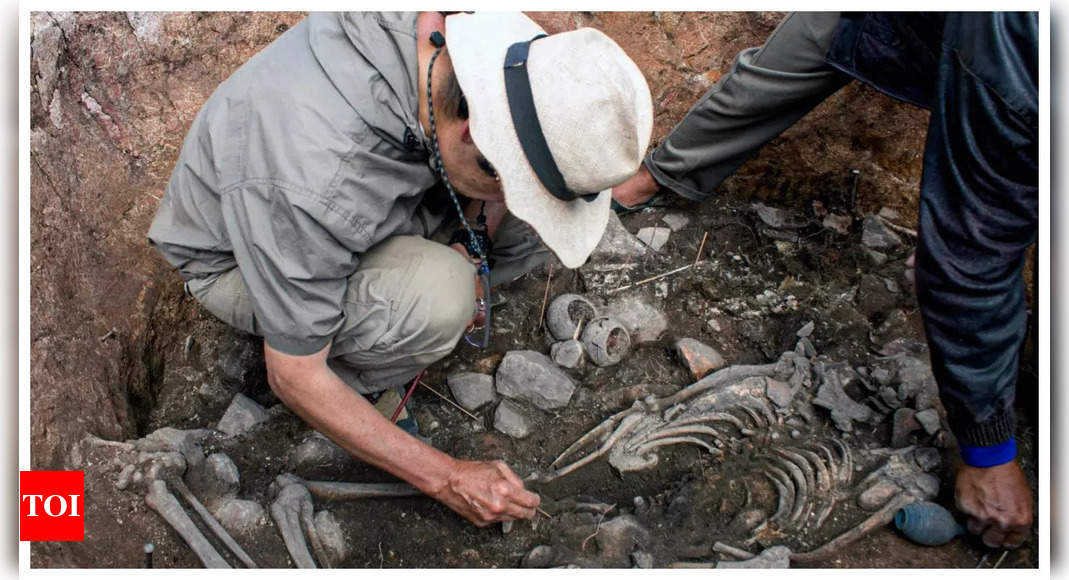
[{"x1": 446, "y1": 12, "x2": 653, "y2": 268}]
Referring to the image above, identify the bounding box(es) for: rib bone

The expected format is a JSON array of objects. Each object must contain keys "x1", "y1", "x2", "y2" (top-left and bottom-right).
[{"x1": 790, "y1": 493, "x2": 916, "y2": 563}]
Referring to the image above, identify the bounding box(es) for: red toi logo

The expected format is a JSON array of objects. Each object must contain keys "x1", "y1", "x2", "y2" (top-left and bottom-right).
[{"x1": 20, "y1": 471, "x2": 84, "y2": 541}]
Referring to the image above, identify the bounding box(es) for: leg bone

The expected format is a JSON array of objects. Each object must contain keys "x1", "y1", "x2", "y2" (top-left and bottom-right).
[
  {"x1": 271, "y1": 483, "x2": 317, "y2": 568},
  {"x1": 145, "y1": 479, "x2": 230, "y2": 568}
]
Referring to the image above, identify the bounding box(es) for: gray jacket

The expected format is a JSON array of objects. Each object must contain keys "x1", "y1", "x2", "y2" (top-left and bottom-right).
[{"x1": 149, "y1": 12, "x2": 444, "y2": 356}]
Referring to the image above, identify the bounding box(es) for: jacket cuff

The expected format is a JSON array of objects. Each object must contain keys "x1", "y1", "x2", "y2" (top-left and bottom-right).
[
  {"x1": 960, "y1": 438, "x2": 1017, "y2": 467},
  {"x1": 951, "y1": 407, "x2": 1016, "y2": 448}
]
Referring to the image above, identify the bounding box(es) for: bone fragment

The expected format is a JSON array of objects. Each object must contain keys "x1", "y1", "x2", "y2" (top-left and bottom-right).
[
  {"x1": 790, "y1": 493, "x2": 916, "y2": 563},
  {"x1": 271, "y1": 483, "x2": 317, "y2": 568},
  {"x1": 171, "y1": 479, "x2": 257, "y2": 568},
  {"x1": 303, "y1": 480, "x2": 421, "y2": 501},
  {"x1": 145, "y1": 480, "x2": 230, "y2": 568},
  {"x1": 633, "y1": 435, "x2": 721, "y2": 458},
  {"x1": 713, "y1": 542, "x2": 756, "y2": 560},
  {"x1": 648, "y1": 363, "x2": 779, "y2": 412},
  {"x1": 550, "y1": 413, "x2": 644, "y2": 480},
  {"x1": 551, "y1": 408, "x2": 635, "y2": 467}
]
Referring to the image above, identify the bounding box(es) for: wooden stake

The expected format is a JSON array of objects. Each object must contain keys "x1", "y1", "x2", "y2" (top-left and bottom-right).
[
  {"x1": 606, "y1": 264, "x2": 692, "y2": 295},
  {"x1": 694, "y1": 231, "x2": 709, "y2": 267},
  {"x1": 537, "y1": 263, "x2": 554, "y2": 330},
  {"x1": 417, "y1": 380, "x2": 481, "y2": 422}
]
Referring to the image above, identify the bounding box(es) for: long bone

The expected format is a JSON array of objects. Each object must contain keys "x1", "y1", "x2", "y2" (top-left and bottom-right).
[
  {"x1": 790, "y1": 492, "x2": 917, "y2": 563},
  {"x1": 303, "y1": 480, "x2": 421, "y2": 501},
  {"x1": 642, "y1": 363, "x2": 779, "y2": 413},
  {"x1": 171, "y1": 479, "x2": 258, "y2": 568},
  {"x1": 145, "y1": 479, "x2": 230, "y2": 568},
  {"x1": 271, "y1": 481, "x2": 325, "y2": 568}
]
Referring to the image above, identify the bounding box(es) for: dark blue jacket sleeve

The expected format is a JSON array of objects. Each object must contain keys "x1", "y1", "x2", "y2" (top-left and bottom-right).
[{"x1": 914, "y1": 12, "x2": 1038, "y2": 462}]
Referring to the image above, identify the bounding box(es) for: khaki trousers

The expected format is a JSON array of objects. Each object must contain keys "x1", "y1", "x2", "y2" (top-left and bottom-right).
[{"x1": 187, "y1": 213, "x2": 549, "y2": 394}]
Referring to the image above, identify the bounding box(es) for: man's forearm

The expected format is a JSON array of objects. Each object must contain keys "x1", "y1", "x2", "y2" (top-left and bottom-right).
[{"x1": 264, "y1": 345, "x2": 458, "y2": 494}]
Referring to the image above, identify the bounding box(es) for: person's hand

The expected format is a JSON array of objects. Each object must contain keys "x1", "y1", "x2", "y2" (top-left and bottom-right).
[
  {"x1": 611, "y1": 165, "x2": 658, "y2": 209},
  {"x1": 955, "y1": 460, "x2": 1033, "y2": 548},
  {"x1": 448, "y1": 242, "x2": 486, "y2": 328},
  {"x1": 430, "y1": 459, "x2": 540, "y2": 526}
]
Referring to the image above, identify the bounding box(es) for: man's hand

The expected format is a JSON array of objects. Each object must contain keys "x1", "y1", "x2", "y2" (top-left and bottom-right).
[
  {"x1": 955, "y1": 460, "x2": 1033, "y2": 548},
  {"x1": 611, "y1": 164, "x2": 658, "y2": 209},
  {"x1": 430, "y1": 459, "x2": 540, "y2": 526}
]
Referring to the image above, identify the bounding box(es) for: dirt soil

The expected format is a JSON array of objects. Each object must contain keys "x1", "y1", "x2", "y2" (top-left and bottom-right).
[{"x1": 28, "y1": 12, "x2": 1039, "y2": 569}]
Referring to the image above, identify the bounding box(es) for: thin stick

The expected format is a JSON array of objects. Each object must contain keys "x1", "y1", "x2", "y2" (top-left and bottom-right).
[
  {"x1": 606, "y1": 264, "x2": 692, "y2": 295},
  {"x1": 993, "y1": 550, "x2": 1009, "y2": 569},
  {"x1": 391, "y1": 370, "x2": 425, "y2": 423},
  {"x1": 418, "y1": 380, "x2": 481, "y2": 422},
  {"x1": 580, "y1": 503, "x2": 616, "y2": 551},
  {"x1": 537, "y1": 264, "x2": 554, "y2": 330},
  {"x1": 536, "y1": 507, "x2": 552, "y2": 519},
  {"x1": 694, "y1": 231, "x2": 709, "y2": 267}
]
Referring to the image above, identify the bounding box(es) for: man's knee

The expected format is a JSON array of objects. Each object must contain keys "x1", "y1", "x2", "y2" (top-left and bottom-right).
[{"x1": 347, "y1": 236, "x2": 476, "y2": 353}]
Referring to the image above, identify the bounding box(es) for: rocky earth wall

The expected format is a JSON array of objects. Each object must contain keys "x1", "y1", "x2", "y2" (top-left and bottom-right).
[{"x1": 28, "y1": 12, "x2": 928, "y2": 471}]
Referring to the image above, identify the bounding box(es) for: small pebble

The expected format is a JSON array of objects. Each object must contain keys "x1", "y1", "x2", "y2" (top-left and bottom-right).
[{"x1": 790, "y1": 429, "x2": 801, "y2": 439}]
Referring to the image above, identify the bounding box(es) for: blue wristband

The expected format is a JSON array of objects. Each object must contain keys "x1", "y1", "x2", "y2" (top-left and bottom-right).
[{"x1": 960, "y1": 438, "x2": 1017, "y2": 467}]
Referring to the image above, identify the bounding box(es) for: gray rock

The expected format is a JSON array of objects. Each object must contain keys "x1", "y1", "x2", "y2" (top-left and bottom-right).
[
  {"x1": 596, "y1": 515, "x2": 650, "y2": 564},
  {"x1": 632, "y1": 551, "x2": 654, "y2": 568},
  {"x1": 883, "y1": 277, "x2": 900, "y2": 294},
  {"x1": 494, "y1": 399, "x2": 534, "y2": 439},
  {"x1": 522, "y1": 545, "x2": 556, "y2": 568},
  {"x1": 879, "y1": 386, "x2": 903, "y2": 410},
  {"x1": 796, "y1": 321, "x2": 815, "y2": 338},
  {"x1": 878, "y1": 206, "x2": 901, "y2": 221},
  {"x1": 604, "y1": 297, "x2": 668, "y2": 344},
  {"x1": 188, "y1": 452, "x2": 240, "y2": 500},
  {"x1": 823, "y1": 213, "x2": 852, "y2": 235},
  {"x1": 636, "y1": 226, "x2": 670, "y2": 251},
  {"x1": 896, "y1": 356, "x2": 939, "y2": 410},
  {"x1": 892, "y1": 408, "x2": 922, "y2": 448},
  {"x1": 871, "y1": 366, "x2": 894, "y2": 385},
  {"x1": 288, "y1": 431, "x2": 352, "y2": 474},
  {"x1": 550, "y1": 340, "x2": 585, "y2": 369},
  {"x1": 914, "y1": 473, "x2": 941, "y2": 498},
  {"x1": 496, "y1": 351, "x2": 577, "y2": 410},
  {"x1": 914, "y1": 408, "x2": 942, "y2": 434},
  {"x1": 753, "y1": 203, "x2": 805, "y2": 229},
  {"x1": 590, "y1": 212, "x2": 648, "y2": 262},
  {"x1": 661, "y1": 213, "x2": 690, "y2": 231},
  {"x1": 210, "y1": 498, "x2": 266, "y2": 535},
  {"x1": 217, "y1": 393, "x2": 267, "y2": 437},
  {"x1": 765, "y1": 378, "x2": 794, "y2": 409},
  {"x1": 447, "y1": 372, "x2": 496, "y2": 411},
  {"x1": 812, "y1": 367, "x2": 872, "y2": 432},
  {"x1": 861, "y1": 215, "x2": 903, "y2": 249},
  {"x1": 314, "y1": 510, "x2": 350, "y2": 567},
  {"x1": 865, "y1": 247, "x2": 889, "y2": 266},
  {"x1": 913, "y1": 447, "x2": 943, "y2": 472},
  {"x1": 717, "y1": 545, "x2": 792, "y2": 569}
]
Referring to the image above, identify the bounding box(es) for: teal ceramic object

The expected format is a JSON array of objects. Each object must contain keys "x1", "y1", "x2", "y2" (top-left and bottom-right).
[{"x1": 894, "y1": 501, "x2": 966, "y2": 546}]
